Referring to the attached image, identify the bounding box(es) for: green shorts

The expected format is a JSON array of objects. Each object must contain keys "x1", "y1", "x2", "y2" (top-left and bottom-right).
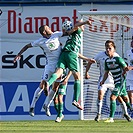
[
  {"x1": 112, "y1": 81, "x2": 127, "y2": 97},
  {"x1": 57, "y1": 51, "x2": 79, "y2": 72},
  {"x1": 56, "y1": 83, "x2": 67, "y2": 95}
]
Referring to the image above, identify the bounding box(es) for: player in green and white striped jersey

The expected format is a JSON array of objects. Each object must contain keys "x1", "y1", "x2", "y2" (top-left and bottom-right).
[
  {"x1": 85, "y1": 40, "x2": 132, "y2": 122},
  {"x1": 100, "y1": 41, "x2": 132, "y2": 122}
]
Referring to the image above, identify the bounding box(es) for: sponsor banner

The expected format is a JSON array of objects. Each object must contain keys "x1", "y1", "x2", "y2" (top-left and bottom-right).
[
  {"x1": 0, "y1": 82, "x2": 79, "y2": 120},
  {"x1": 0, "y1": 5, "x2": 133, "y2": 82}
]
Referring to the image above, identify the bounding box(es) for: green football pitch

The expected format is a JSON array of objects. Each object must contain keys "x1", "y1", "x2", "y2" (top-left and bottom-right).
[{"x1": 0, "y1": 120, "x2": 133, "y2": 133}]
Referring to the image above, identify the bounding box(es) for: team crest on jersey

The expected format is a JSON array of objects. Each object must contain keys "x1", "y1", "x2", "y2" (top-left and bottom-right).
[
  {"x1": 108, "y1": 61, "x2": 115, "y2": 68},
  {"x1": 48, "y1": 42, "x2": 56, "y2": 50}
]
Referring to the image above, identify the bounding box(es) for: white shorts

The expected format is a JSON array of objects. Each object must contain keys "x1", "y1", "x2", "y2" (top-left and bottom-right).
[
  {"x1": 126, "y1": 79, "x2": 133, "y2": 91},
  {"x1": 42, "y1": 64, "x2": 66, "y2": 83},
  {"x1": 98, "y1": 83, "x2": 114, "y2": 92},
  {"x1": 98, "y1": 76, "x2": 114, "y2": 92},
  {"x1": 41, "y1": 64, "x2": 56, "y2": 81}
]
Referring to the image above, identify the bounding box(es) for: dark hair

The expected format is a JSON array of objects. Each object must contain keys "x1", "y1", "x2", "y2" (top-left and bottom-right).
[
  {"x1": 105, "y1": 40, "x2": 116, "y2": 49},
  {"x1": 39, "y1": 25, "x2": 46, "y2": 36}
]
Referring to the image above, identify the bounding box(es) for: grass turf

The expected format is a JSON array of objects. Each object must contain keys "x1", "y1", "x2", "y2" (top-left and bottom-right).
[{"x1": 0, "y1": 120, "x2": 133, "y2": 133}]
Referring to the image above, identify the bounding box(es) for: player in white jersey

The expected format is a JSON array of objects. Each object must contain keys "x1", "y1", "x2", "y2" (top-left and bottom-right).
[
  {"x1": 85, "y1": 40, "x2": 131, "y2": 122},
  {"x1": 126, "y1": 40, "x2": 133, "y2": 109},
  {"x1": 13, "y1": 25, "x2": 65, "y2": 117}
]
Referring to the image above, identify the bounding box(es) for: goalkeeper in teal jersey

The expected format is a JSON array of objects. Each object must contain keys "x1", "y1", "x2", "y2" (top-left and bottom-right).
[
  {"x1": 100, "y1": 41, "x2": 132, "y2": 122},
  {"x1": 43, "y1": 20, "x2": 95, "y2": 115}
]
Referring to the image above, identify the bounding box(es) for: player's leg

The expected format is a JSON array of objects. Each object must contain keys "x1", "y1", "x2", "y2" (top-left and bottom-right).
[
  {"x1": 72, "y1": 71, "x2": 83, "y2": 110},
  {"x1": 117, "y1": 81, "x2": 132, "y2": 119},
  {"x1": 121, "y1": 83, "x2": 133, "y2": 111},
  {"x1": 72, "y1": 72, "x2": 80, "y2": 102},
  {"x1": 43, "y1": 82, "x2": 59, "y2": 116},
  {"x1": 122, "y1": 96, "x2": 132, "y2": 110},
  {"x1": 104, "y1": 84, "x2": 120, "y2": 123},
  {"x1": 104, "y1": 93, "x2": 117, "y2": 123},
  {"x1": 47, "y1": 52, "x2": 66, "y2": 87},
  {"x1": 95, "y1": 80, "x2": 114, "y2": 121},
  {"x1": 126, "y1": 79, "x2": 133, "y2": 109},
  {"x1": 47, "y1": 68, "x2": 63, "y2": 86},
  {"x1": 120, "y1": 88, "x2": 132, "y2": 121},
  {"x1": 55, "y1": 83, "x2": 67, "y2": 122},
  {"x1": 127, "y1": 90, "x2": 133, "y2": 109},
  {"x1": 57, "y1": 84, "x2": 66, "y2": 117},
  {"x1": 43, "y1": 68, "x2": 67, "y2": 116},
  {"x1": 54, "y1": 94, "x2": 59, "y2": 113},
  {"x1": 94, "y1": 85, "x2": 106, "y2": 122},
  {"x1": 66, "y1": 52, "x2": 82, "y2": 110},
  {"x1": 117, "y1": 96, "x2": 132, "y2": 122},
  {"x1": 29, "y1": 80, "x2": 45, "y2": 117},
  {"x1": 105, "y1": 83, "x2": 127, "y2": 123}
]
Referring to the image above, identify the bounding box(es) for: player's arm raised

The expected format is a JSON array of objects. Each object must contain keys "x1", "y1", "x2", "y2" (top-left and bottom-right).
[
  {"x1": 67, "y1": 20, "x2": 92, "y2": 35},
  {"x1": 13, "y1": 43, "x2": 32, "y2": 63}
]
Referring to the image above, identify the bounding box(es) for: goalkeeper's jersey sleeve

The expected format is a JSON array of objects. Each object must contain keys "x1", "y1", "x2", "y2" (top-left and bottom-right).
[{"x1": 63, "y1": 28, "x2": 82, "y2": 54}]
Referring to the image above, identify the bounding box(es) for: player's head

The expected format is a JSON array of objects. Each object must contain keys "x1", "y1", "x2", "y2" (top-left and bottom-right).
[
  {"x1": 105, "y1": 40, "x2": 116, "y2": 57},
  {"x1": 39, "y1": 25, "x2": 53, "y2": 38},
  {"x1": 105, "y1": 40, "x2": 116, "y2": 49}
]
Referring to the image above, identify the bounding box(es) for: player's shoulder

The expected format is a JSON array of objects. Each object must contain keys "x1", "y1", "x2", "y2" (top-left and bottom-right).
[
  {"x1": 97, "y1": 51, "x2": 106, "y2": 56},
  {"x1": 76, "y1": 28, "x2": 82, "y2": 34},
  {"x1": 113, "y1": 56, "x2": 120, "y2": 59},
  {"x1": 53, "y1": 31, "x2": 63, "y2": 34},
  {"x1": 53, "y1": 31, "x2": 62, "y2": 33},
  {"x1": 31, "y1": 37, "x2": 46, "y2": 46},
  {"x1": 52, "y1": 31, "x2": 63, "y2": 37},
  {"x1": 72, "y1": 27, "x2": 82, "y2": 35},
  {"x1": 114, "y1": 52, "x2": 119, "y2": 57},
  {"x1": 113, "y1": 56, "x2": 123, "y2": 62}
]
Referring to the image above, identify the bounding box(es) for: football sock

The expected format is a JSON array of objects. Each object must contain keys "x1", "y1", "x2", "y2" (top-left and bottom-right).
[
  {"x1": 126, "y1": 101, "x2": 132, "y2": 110},
  {"x1": 97, "y1": 100, "x2": 102, "y2": 114},
  {"x1": 58, "y1": 103, "x2": 63, "y2": 117},
  {"x1": 54, "y1": 103, "x2": 59, "y2": 113},
  {"x1": 44, "y1": 89, "x2": 56, "y2": 107},
  {"x1": 120, "y1": 101, "x2": 128, "y2": 115},
  {"x1": 73, "y1": 80, "x2": 80, "y2": 102},
  {"x1": 48, "y1": 73, "x2": 58, "y2": 86},
  {"x1": 110, "y1": 100, "x2": 116, "y2": 118},
  {"x1": 30, "y1": 87, "x2": 43, "y2": 108}
]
